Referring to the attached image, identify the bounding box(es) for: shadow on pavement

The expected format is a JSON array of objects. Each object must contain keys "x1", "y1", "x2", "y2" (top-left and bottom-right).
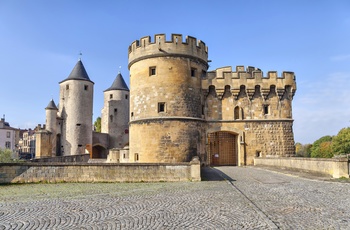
[{"x1": 201, "y1": 167, "x2": 235, "y2": 182}]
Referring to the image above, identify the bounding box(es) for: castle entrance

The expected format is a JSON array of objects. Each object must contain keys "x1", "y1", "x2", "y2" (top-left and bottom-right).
[
  {"x1": 208, "y1": 131, "x2": 238, "y2": 166},
  {"x1": 91, "y1": 145, "x2": 108, "y2": 159}
]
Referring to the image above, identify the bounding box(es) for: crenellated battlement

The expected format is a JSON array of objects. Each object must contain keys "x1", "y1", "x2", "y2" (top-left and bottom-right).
[
  {"x1": 203, "y1": 66, "x2": 297, "y2": 100},
  {"x1": 128, "y1": 34, "x2": 208, "y2": 68}
]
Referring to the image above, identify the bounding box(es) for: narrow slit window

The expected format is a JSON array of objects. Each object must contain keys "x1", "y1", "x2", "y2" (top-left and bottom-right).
[
  {"x1": 264, "y1": 105, "x2": 269, "y2": 115},
  {"x1": 110, "y1": 94, "x2": 113, "y2": 99},
  {"x1": 66, "y1": 85, "x2": 69, "y2": 90},
  {"x1": 84, "y1": 85, "x2": 88, "y2": 90},
  {"x1": 125, "y1": 94, "x2": 128, "y2": 99},
  {"x1": 191, "y1": 68, "x2": 196, "y2": 77}
]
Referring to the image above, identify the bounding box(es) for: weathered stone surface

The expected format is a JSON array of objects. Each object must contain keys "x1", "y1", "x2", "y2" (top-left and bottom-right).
[
  {"x1": 129, "y1": 34, "x2": 297, "y2": 166},
  {"x1": 0, "y1": 167, "x2": 349, "y2": 229},
  {"x1": 255, "y1": 157, "x2": 349, "y2": 178},
  {"x1": 0, "y1": 161, "x2": 200, "y2": 183}
]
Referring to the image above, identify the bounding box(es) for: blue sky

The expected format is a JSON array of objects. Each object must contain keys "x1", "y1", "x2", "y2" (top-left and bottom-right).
[{"x1": 1, "y1": 0, "x2": 349, "y2": 144}]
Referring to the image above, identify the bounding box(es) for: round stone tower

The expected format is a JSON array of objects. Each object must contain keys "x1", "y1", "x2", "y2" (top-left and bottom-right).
[
  {"x1": 45, "y1": 99, "x2": 58, "y2": 134},
  {"x1": 101, "y1": 72, "x2": 130, "y2": 149},
  {"x1": 128, "y1": 34, "x2": 208, "y2": 163},
  {"x1": 58, "y1": 60, "x2": 94, "y2": 155},
  {"x1": 45, "y1": 99, "x2": 58, "y2": 155}
]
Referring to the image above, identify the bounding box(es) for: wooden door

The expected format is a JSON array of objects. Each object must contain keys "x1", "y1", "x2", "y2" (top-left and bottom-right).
[{"x1": 209, "y1": 132, "x2": 237, "y2": 166}]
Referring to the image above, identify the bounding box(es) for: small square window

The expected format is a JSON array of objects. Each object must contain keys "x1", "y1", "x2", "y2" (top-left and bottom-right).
[
  {"x1": 149, "y1": 67, "x2": 156, "y2": 76},
  {"x1": 125, "y1": 94, "x2": 128, "y2": 99},
  {"x1": 191, "y1": 68, "x2": 196, "y2": 77},
  {"x1": 84, "y1": 85, "x2": 88, "y2": 90},
  {"x1": 158, "y1": 102, "x2": 166, "y2": 113},
  {"x1": 110, "y1": 94, "x2": 113, "y2": 99}
]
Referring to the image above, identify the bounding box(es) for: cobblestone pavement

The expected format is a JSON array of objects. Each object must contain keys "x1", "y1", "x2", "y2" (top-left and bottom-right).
[{"x1": 0, "y1": 167, "x2": 349, "y2": 229}]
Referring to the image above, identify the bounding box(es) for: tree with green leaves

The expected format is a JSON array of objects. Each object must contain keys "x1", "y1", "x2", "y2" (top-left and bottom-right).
[
  {"x1": 318, "y1": 141, "x2": 333, "y2": 158},
  {"x1": 0, "y1": 148, "x2": 12, "y2": 163},
  {"x1": 310, "y1": 135, "x2": 333, "y2": 158},
  {"x1": 331, "y1": 127, "x2": 350, "y2": 156},
  {"x1": 295, "y1": 142, "x2": 312, "y2": 157},
  {"x1": 94, "y1": 117, "x2": 101, "y2": 132}
]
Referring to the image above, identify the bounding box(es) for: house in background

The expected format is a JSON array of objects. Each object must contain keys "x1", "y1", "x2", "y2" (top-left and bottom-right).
[{"x1": 0, "y1": 117, "x2": 18, "y2": 158}]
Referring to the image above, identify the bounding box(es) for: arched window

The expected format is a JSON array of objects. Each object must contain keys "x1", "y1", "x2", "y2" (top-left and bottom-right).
[
  {"x1": 234, "y1": 106, "x2": 244, "y2": 120},
  {"x1": 208, "y1": 85, "x2": 216, "y2": 96},
  {"x1": 234, "y1": 106, "x2": 240, "y2": 120}
]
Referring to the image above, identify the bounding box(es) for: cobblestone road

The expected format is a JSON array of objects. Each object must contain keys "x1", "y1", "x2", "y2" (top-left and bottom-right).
[{"x1": 0, "y1": 167, "x2": 349, "y2": 229}]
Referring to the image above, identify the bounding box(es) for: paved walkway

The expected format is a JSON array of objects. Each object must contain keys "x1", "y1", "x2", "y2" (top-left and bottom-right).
[{"x1": 0, "y1": 166, "x2": 349, "y2": 229}]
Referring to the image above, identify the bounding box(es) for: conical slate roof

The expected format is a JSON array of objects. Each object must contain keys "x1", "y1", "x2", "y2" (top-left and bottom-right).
[
  {"x1": 59, "y1": 60, "x2": 93, "y2": 84},
  {"x1": 45, "y1": 99, "x2": 58, "y2": 110},
  {"x1": 104, "y1": 73, "x2": 129, "y2": 92}
]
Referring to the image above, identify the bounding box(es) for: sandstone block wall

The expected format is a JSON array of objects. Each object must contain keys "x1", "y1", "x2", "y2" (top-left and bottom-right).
[
  {"x1": 130, "y1": 119, "x2": 206, "y2": 163},
  {"x1": 254, "y1": 157, "x2": 349, "y2": 178},
  {"x1": 0, "y1": 161, "x2": 200, "y2": 184},
  {"x1": 32, "y1": 154, "x2": 90, "y2": 163}
]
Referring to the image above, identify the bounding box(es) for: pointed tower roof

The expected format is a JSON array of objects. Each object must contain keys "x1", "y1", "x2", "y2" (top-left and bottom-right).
[
  {"x1": 59, "y1": 60, "x2": 94, "y2": 84},
  {"x1": 104, "y1": 73, "x2": 129, "y2": 92},
  {"x1": 45, "y1": 99, "x2": 58, "y2": 110}
]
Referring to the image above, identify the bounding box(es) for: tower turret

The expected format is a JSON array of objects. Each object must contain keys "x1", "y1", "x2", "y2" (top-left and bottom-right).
[
  {"x1": 58, "y1": 60, "x2": 94, "y2": 155},
  {"x1": 45, "y1": 99, "x2": 58, "y2": 155},
  {"x1": 101, "y1": 72, "x2": 129, "y2": 149},
  {"x1": 128, "y1": 34, "x2": 208, "y2": 163},
  {"x1": 45, "y1": 99, "x2": 58, "y2": 133}
]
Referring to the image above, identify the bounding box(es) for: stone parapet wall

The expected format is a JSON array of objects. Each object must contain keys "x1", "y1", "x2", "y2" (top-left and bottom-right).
[
  {"x1": 0, "y1": 160, "x2": 200, "y2": 184},
  {"x1": 32, "y1": 154, "x2": 90, "y2": 163},
  {"x1": 254, "y1": 157, "x2": 349, "y2": 178}
]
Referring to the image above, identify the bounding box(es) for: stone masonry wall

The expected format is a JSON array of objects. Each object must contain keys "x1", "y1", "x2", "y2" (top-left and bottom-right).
[
  {"x1": 0, "y1": 160, "x2": 200, "y2": 184},
  {"x1": 130, "y1": 119, "x2": 206, "y2": 163},
  {"x1": 244, "y1": 121, "x2": 295, "y2": 164},
  {"x1": 254, "y1": 157, "x2": 349, "y2": 178}
]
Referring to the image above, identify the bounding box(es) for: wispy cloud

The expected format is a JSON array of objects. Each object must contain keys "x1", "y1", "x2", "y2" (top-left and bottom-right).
[{"x1": 293, "y1": 72, "x2": 350, "y2": 143}]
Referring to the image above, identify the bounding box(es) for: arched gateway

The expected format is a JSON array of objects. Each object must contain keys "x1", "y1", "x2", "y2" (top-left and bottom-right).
[{"x1": 208, "y1": 131, "x2": 238, "y2": 166}]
